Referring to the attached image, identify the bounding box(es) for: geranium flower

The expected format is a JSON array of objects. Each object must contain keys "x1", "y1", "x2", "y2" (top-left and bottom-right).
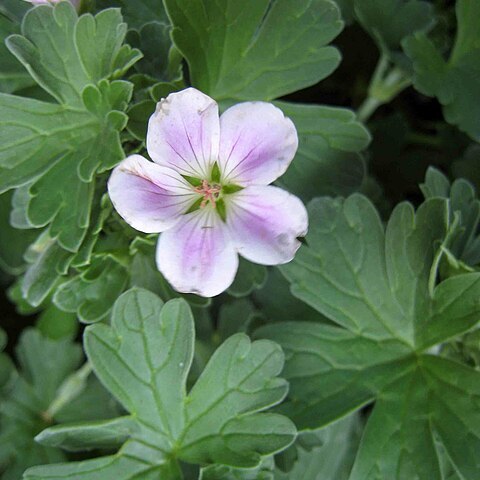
[{"x1": 108, "y1": 88, "x2": 308, "y2": 297}]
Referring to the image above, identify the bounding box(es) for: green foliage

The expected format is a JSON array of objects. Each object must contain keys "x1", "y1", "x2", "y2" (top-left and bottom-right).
[
  {"x1": 0, "y1": 0, "x2": 33, "y2": 93},
  {"x1": 227, "y1": 259, "x2": 267, "y2": 298},
  {"x1": 0, "y1": 3, "x2": 140, "y2": 252},
  {"x1": 354, "y1": 0, "x2": 434, "y2": 65},
  {"x1": 53, "y1": 255, "x2": 128, "y2": 323},
  {"x1": 275, "y1": 414, "x2": 361, "y2": 480},
  {"x1": 96, "y1": 0, "x2": 169, "y2": 29},
  {"x1": 259, "y1": 194, "x2": 480, "y2": 479},
  {"x1": 1, "y1": 1, "x2": 479, "y2": 478},
  {"x1": 0, "y1": 329, "x2": 82, "y2": 479},
  {"x1": 404, "y1": 0, "x2": 480, "y2": 141},
  {"x1": 276, "y1": 102, "x2": 370, "y2": 201},
  {"x1": 165, "y1": 0, "x2": 344, "y2": 101},
  {"x1": 27, "y1": 289, "x2": 296, "y2": 478},
  {"x1": 0, "y1": 191, "x2": 37, "y2": 274},
  {"x1": 421, "y1": 167, "x2": 480, "y2": 270}
]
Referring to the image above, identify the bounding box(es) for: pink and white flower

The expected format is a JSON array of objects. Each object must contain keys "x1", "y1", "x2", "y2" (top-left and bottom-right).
[{"x1": 108, "y1": 88, "x2": 308, "y2": 297}]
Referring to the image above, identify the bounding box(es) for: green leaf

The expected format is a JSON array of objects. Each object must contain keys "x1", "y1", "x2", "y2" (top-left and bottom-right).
[
  {"x1": 404, "y1": 0, "x2": 480, "y2": 141},
  {"x1": 0, "y1": 329, "x2": 82, "y2": 479},
  {"x1": 21, "y1": 232, "x2": 73, "y2": 308},
  {"x1": 354, "y1": 0, "x2": 434, "y2": 65},
  {"x1": 165, "y1": 0, "x2": 344, "y2": 101},
  {"x1": 126, "y1": 99, "x2": 155, "y2": 140},
  {"x1": 0, "y1": 328, "x2": 14, "y2": 396},
  {"x1": 200, "y1": 457, "x2": 274, "y2": 480},
  {"x1": 36, "y1": 304, "x2": 78, "y2": 341},
  {"x1": 253, "y1": 268, "x2": 329, "y2": 324},
  {"x1": 421, "y1": 167, "x2": 480, "y2": 268},
  {"x1": 128, "y1": 21, "x2": 182, "y2": 82},
  {"x1": 258, "y1": 194, "x2": 480, "y2": 479},
  {"x1": 96, "y1": 0, "x2": 169, "y2": 29},
  {"x1": 275, "y1": 414, "x2": 361, "y2": 480},
  {"x1": 0, "y1": 3, "x2": 35, "y2": 93},
  {"x1": 332, "y1": 0, "x2": 355, "y2": 23},
  {"x1": 0, "y1": 3, "x2": 140, "y2": 251},
  {"x1": 0, "y1": 191, "x2": 37, "y2": 274},
  {"x1": 216, "y1": 298, "x2": 259, "y2": 345},
  {"x1": 28, "y1": 289, "x2": 296, "y2": 478},
  {"x1": 276, "y1": 102, "x2": 370, "y2": 201},
  {"x1": 53, "y1": 255, "x2": 129, "y2": 324},
  {"x1": 36, "y1": 416, "x2": 134, "y2": 452},
  {"x1": 227, "y1": 259, "x2": 267, "y2": 298}
]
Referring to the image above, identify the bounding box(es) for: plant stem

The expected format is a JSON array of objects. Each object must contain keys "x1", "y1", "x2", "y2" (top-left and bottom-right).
[
  {"x1": 357, "y1": 54, "x2": 412, "y2": 123},
  {"x1": 43, "y1": 361, "x2": 93, "y2": 422}
]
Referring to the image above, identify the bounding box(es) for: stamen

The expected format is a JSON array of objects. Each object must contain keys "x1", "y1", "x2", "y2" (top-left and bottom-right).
[{"x1": 194, "y1": 179, "x2": 221, "y2": 208}]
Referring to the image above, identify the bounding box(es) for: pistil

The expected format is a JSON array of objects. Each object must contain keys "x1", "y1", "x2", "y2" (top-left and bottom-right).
[{"x1": 194, "y1": 180, "x2": 221, "y2": 208}]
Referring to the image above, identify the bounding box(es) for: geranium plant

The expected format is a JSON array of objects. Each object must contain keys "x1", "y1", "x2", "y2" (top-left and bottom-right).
[{"x1": 1, "y1": 0, "x2": 479, "y2": 479}]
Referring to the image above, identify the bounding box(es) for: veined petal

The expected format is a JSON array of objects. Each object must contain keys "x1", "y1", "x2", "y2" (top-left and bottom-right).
[
  {"x1": 225, "y1": 186, "x2": 308, "y2": 265},
  {"x1": 156, "y1": 208, "x2": 238, "y2": 297},
  {"x1": 218, "y1": 102, "x2": 298, "y2": 186},
  {"x1": 147, "y1": 88, "x2": 220, "y2": 179},
  {"x1": 108, "y1": 155, "x2": 197, "y2": 233}
]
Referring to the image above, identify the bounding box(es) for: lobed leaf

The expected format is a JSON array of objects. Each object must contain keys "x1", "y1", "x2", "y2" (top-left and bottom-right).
[
  {"x1": 259, "y1": 194, "x2": 480, "y2": 479},
  {"x1": 0, "y1": 3, "x2": 140, "y2": 252},
  {"x1": 165, "y1": 0, "x2": 344, "y2": 101},
  {"x1": 27, "y1": 289, "x2": 296, "y2": 478}
]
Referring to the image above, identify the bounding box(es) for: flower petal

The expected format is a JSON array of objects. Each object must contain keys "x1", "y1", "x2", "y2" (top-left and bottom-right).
[
  {"x1": 218, "y1": 102, "x2": 298, "y2": 186},
  {"x1": 156, "y1": 208, "x2": 238, "y2": 297},
  {"x1": 108, "y1": 155, "x2": 196, "y2": 233},
  {"x1": 147, "y1": 88, "x2": 220, "y2": 179},
  {"x1": 225, "y1": 185, "x2": 308, "y2": 265}
]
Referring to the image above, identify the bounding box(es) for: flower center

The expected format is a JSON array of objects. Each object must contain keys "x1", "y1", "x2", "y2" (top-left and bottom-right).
[{"x1": 194, "y1": 179, "x2": 222, "y2": 208}]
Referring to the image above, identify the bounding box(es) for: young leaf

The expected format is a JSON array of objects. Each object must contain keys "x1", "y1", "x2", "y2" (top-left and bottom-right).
[
  {"x1": 404, "y1": 0, "x2": 480, "y2": 141},
  {"x1": 27, "y1": 289, "x2": 296, "y2": 478},
  {"x1": 164, "y1": 0, "x2": 344, "y2": 101},
  {"x1": 421, "y1": 167, "x2": 480, "y2": 268},
  {"x1": 0, "y1": 3, "x2": 140, "y2": 251},
  {"x1": 258, "y1": 194, "x2": 480, "y2": 480}
]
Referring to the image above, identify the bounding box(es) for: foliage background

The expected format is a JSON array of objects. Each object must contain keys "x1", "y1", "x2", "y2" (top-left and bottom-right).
[{"x1": 1, "y1": 0, "x2": 480, "y2": 479}]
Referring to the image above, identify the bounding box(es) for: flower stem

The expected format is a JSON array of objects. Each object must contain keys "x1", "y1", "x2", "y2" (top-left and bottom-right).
[
  {"x1": 357, "y1": 54, "x2": 412, "y2": 123},
  {"x1": 43, "y1": 361, "x2": 93, "y2": 422}
]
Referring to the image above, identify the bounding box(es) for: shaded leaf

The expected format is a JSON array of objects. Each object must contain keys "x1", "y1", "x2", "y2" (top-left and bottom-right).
[
  {"x1": 276, "y1": 102, "x2": 370, "y2": 201},
  {"x1": 0, "y1": 329, "x2": 82, "y2": 479},
  {"x1": 404, "y1": 0, "x2": 480, "y2": 141}
]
